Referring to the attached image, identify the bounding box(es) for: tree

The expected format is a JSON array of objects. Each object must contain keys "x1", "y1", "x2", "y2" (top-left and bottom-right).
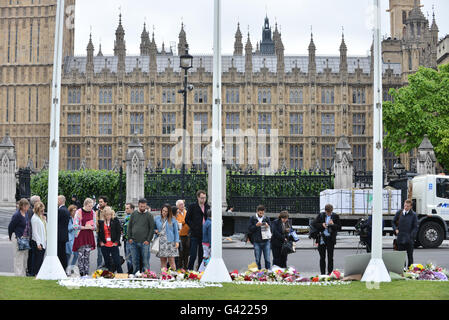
[{"x1": 383, "y1": 64, "x2": 449, "y2": 171}]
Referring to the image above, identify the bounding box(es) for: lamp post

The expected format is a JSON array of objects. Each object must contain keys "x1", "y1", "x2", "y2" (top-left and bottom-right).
[{"x1": 178, "y1": 47, "x2": 193, "y2": 199}]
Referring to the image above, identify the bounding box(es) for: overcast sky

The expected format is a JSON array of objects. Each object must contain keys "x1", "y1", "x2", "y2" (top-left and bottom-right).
[{"x1": 73, "y1": 0, "x2": 448, "y2": 57}]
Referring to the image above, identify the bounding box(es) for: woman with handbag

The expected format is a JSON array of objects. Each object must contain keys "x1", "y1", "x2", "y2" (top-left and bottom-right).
[
  {"x1": 8, "y1": 198, "x2": 31, "y2": 276},
  {"x1": 154, "y1": 204, "x2": 180, "y2": 271},
  {"x1": 72, "y1": 198, "x2": 97, "y2": 277},
  {"x1": 31, "y1": 202, "x2": 47, "y2": 276},
  {"x1": 98, "y1": 207, "x2": 123, "y2": 273},
  {"x1": 270, "y1": 211, "x2": 292, "y2": 268}
]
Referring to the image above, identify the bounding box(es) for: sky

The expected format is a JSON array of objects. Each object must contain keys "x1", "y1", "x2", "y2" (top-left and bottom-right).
[{"x1": 73, "y1": 0, "x2": 449, "y2": 57}]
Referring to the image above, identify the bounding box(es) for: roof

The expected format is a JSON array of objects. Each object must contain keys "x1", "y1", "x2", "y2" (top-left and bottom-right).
[{"x1": 63, "y1": 54, "x2": 402, "y2": 76}]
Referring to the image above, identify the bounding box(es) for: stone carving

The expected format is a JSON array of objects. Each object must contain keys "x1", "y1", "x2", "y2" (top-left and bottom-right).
[
  {"x1": 0, "y1": 134, "x2": 16, "y2": 210},
  {"x1": 333, "y1": 136, "x2": 353, "y2": 189},
  {"x1": 126, "y1": 136, "x2": 145, "y2": 206}
]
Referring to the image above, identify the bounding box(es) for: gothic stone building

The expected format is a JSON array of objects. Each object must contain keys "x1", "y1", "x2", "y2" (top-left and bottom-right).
[{"x1": 0, "y1": 0, "x2": 440, "y2": 172}]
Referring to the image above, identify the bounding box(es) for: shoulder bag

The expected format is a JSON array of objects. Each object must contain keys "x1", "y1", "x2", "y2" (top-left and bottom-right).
[
  {"x1": 18, "y1": 214, "x2": 31, "y2": 251},
  {"x1": 151, "y1": 219, "x2": 166, "y2": 255}
]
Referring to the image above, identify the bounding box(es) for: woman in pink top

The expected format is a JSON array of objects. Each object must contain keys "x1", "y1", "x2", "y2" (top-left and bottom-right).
[{"x1": 72, "y1": 198, "x2": 96, "y2": 277}]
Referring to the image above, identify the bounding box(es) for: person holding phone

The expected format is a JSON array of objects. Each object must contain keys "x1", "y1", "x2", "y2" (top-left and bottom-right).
[
  {"x1": 248, "y1": 205, "x2": 272, "y2": 270},
  {"x1": 72, "y1": 198, "x2": 97, "y2": 277}
]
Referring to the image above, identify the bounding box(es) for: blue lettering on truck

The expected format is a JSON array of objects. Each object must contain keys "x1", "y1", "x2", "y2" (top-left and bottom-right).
[{"x1": 429, "y1": 183, "x2": 433, "y2": 191}]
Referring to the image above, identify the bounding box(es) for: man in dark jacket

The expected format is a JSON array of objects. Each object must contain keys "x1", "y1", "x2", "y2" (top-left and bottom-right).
[
  {"x1": 392, "y1": 199, "x2": 418, "y2": 268},
  {"x1": 186, "y1": 190, "x2": 210, "y2": 271},
  {"x1": 248, "y1": 205, "x2": 271, "y2": 270},
  {"x1": 57, "y1": 195, "x2": 70, "y2": 271},
  {"x1": 312, "y1": 204, "x2": 341, "y2": 275}
]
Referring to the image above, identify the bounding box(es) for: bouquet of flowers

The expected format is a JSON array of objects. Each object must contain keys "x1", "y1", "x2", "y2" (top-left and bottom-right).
[
  {"x1": 405, "y1": 263, "x2": 448, "y2": 281},
  {"x1": 141, "y1": 269, "x2": 158, "y2": 279},
  {"x1": 92, "y1": 269, "x2": 115, "y2": 279}
]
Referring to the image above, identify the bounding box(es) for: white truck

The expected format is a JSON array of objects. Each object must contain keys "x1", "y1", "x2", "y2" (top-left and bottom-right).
[{"x1": 410, "y1": 174, "x2": 449, "y2": 248}]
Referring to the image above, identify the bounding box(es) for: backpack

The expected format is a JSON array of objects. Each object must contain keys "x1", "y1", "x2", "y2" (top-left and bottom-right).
[{"x1": 308, "y1": 213, "x2": 324, "y2": 240}]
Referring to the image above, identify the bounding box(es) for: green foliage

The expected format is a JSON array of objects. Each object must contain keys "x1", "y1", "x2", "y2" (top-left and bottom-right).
[
  {"x1": 31, "y1": 169, "x2": 333, "y2": 210},
  {"x1": 383, "y1": 64, "x2": 449, "y2": 170},
  {"x1": 31, "y1": 170, "x2": 121, "y2": 210}
]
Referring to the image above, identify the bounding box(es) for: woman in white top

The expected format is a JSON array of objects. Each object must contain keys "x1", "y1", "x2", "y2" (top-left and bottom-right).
[{"x1": 31, "y1": 202, "x2": 47, "y2": 276}]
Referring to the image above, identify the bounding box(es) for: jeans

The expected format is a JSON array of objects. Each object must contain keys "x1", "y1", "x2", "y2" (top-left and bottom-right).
[
  {"x1": 130, "y1": 242, "x2": 150, "y2": 273},
  {"x1": 123, "y1": 241, "x2": 133, "y2": 273},
  {"x1": 188, "y1": 237, "x2": 203, "y2": 271},
  {"x1": 318, "y1": 237, "x2": 335, "y2": 275},
  {"x1": 67, "y1": 252, "x2": 79, "y2": 267},
  {"x1": 254, "y1": 241, "x2": 271, "y2": 270},
  {"x1": 101, "y1": 246, "x2": 123, "y2": 273}
]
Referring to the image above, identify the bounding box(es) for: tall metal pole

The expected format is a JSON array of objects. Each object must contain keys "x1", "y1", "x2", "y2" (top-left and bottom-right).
[
  {"x1": 362, "y1": 0, "x2": 391, "y2": 283},
  {"x1": 201, "y1": 0, "x2": 231, "y2": 282},
  {"x1": 36, "y1": 0, "x2": 67, "y2": 280},
  {"x1": 182, "y1": 68, "x2": 187, "y2": 199}
]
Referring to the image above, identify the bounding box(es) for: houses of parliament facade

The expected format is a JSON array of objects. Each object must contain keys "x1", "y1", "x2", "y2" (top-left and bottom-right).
[{"x1": 0, "y1": 0, "x2": 441, "y2": 173}]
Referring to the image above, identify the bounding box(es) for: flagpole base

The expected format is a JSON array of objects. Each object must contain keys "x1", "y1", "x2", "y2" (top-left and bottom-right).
[
  {"x1": 361, "y1": 258, "x2": 391, "y2": 283},
  {"x1": 36, "y1": 255, "x2": 68, "y2": 280},
  {"x1": 200, "y1": 257, "x2": 232, "y2": 283}
]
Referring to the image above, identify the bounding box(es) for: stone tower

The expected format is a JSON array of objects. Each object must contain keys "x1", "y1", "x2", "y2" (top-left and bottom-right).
[
  {"x1": 0, "y1": 0, "x2": 76, "y2": 169},
  {"x1": 387, "y1": 0, "x2": 418, "y2": 40}
]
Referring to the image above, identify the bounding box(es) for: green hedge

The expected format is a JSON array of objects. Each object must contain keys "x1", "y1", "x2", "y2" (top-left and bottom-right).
[
  {"x1": 31, "y1": 170, "x2": 121, "y2": 210},
  {"x1": 31, "y1": 169, "x2": 333, "y2": 210}
]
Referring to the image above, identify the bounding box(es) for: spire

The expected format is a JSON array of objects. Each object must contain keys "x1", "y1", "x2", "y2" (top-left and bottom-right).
[
  {"x1": 87, "y1": 32, "x2": 94, "y2": 53},
  {"x1": 340, "y1": 28, "x2": 347, "y2": 74},
  {"x1": 178, "y1": 22, "x2": 188, "y2": 55},
  {"x1": 114, "y1": 13, "x2": 126, "y2": 76},
  {"x1": 431, "y1": 9, "x2": 439, "y2": 32},
  {"x1": 245, "y1": 32, "x2": 253, "y2": 76},
  {"x1": 233, "y1": 23, "x2": 243, "y2": 56},
  {"x1": 140, "y1": 22, "x2": 151, "y2": 56},
  {"x1": 97, "y1": 43, "x2": 103, "y2": 56},
  {"x1": 308, "y1": 31, "x2": 316, "y2": 75}
]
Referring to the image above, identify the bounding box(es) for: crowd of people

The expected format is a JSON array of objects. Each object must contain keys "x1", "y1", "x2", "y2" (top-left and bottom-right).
[{"x1": 7, "y1": 190, "x2": 418, "y2": 277}]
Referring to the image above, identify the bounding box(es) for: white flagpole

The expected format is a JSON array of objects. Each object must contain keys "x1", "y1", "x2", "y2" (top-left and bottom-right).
[
  {"x1": 361, "y1": 0, "x2": 391, "y2": 283},
  {"x1": 36, "y1": 0, "x2": 67, "y2": 280},
  {"x1": 201, "y1": 0, "x2": 231, "y2": 283}
]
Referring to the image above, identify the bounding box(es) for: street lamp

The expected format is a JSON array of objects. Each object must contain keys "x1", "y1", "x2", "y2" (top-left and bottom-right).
[{"x1": 178, "y1": 46, "x2": 193, "y2": 199}]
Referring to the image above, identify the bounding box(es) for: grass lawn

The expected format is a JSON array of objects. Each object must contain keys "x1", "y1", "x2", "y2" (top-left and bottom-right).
[{"x1": 0, "y1": 276, "x2": 448, "y2": 300}]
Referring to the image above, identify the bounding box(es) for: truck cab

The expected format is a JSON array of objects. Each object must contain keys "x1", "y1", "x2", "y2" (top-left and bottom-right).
[{"x1": 411, "y1": 175, "x2": 449, "y2": 248}]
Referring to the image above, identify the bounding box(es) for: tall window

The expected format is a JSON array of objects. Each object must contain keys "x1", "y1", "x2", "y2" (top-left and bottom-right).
[
  {"x1": 352, "y1": 88, "x2": 366, "y2": 104},
  {"x1": 130, "y1": 112, "x2": 144, "y2": 135},
  {"x1": 321, "y1": 88, "x2": 335, "y2": 104},
  {"x1": 194, "y1": 89, "x2": 208, "y2": 104},
  {"x1": 68, "y1": 87, "x2": 81, "y2": 104},
  {"x1": 321, "y1": 145, "x2": 335, "y2": 170},
  {"x1": 225, "y1": 113, "x2": 240, "y2": 166},
  {"x1": 226, "y1": 88, "x2": 240, "y2": 104},
  {"x1": 67, "y1": 113, "x2": 81, "y2": 135},
  {"x1": 194, "y1": 112, "x2": 208, "y2": 134},
  {"x1": 290, "y1": 145, "x2": 304, "y2": 170},
  {"x1": 258, "y1": 88, "x2": 271, "y2": 104},
  {"x1": 162, "y1": 88, "x2": 176, "y2": 104},
  {"x1": 226, "y1": 113, "x2": 240, "y2": 131},
  {"x1": 67, "y1": 145, "x2": 80, "y2": 171},
  {"x1": 258, "y1": 113, "x2": 272, "y2": 134},
  {"x1": 130, "y1": 88, "x2": 144, "y2": 104},
  {"x1": 352, "y1": 113, "x2": 366, "y2": 135},
  {"x1": 99, "y1": 145, "x2": 112, "y2": 170},
  {"x1": 258, "y1": 144, "x2": 271, "y2": 169},
  {"x1": 384, "y1": 148, "x2": 396, "y2": 173},
  {"x1": 161, "y1": 145, "x2": 173, "y2": 169},
  {"x1": 321, "y1": 113, "x2": 335, "y2": 136},
  {"x1": 289, "y1": 88, "x2": 303, "y2": 104},
  {"x1": 162, "y1": 112, "x2": 176, "y2": 135},
  {"x1": 353, "y1": 145, "x2": 367, "y2": 171},
  {"x1": 99, "y1": 113, "x2": 112, "y2": 135},
  {"x1": 290, "y1": 113, "x2": 303, "y2": 135},
  {"x1": 99, "y1": 88, "x2": 112, "y2": 104}
]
